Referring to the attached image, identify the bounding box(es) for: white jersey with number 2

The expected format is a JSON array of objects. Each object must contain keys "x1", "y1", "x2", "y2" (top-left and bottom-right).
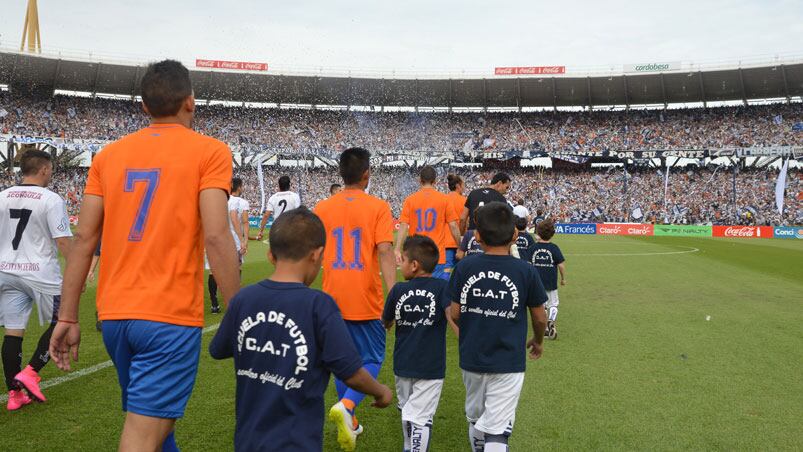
[
  {"x1": 0, "y1": 185, "x2": 72, "y2": 295},
  {"x1": 266, "y1": 191, "x2": 300, "y2": 220}
]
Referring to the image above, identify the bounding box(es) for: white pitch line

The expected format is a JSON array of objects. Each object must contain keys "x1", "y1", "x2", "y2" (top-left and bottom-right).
[
  {"x1": 0, "y1": 323, "x2": 220, "y2": 404},
  {"x1": 566, "y1": 246, "x2": 700, "y2": 257}
]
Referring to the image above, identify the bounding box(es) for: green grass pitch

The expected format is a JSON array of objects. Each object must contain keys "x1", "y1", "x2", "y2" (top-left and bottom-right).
[{"x1": 1, "y1": 233, "x2": 801, "y2": 450}]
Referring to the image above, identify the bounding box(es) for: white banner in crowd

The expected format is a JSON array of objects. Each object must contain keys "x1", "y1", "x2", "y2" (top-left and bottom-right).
[{"x1": 775, "y1": 158, "x2": 789, "y2": 214}]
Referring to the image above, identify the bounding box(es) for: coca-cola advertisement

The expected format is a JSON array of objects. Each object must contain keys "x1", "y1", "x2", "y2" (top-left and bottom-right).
[
  {"x1": 494, "y1": 66, "x2": 566, "y2": 75},
  {"x1": 712, "y1": 226, "x2": 773, "y2": 239},
  {"x1": 196, "y1": 59, "x2": 268, "y2": 71},
  {"x1": 596, "y1": 223, "x2": 654, "y2": 236}
]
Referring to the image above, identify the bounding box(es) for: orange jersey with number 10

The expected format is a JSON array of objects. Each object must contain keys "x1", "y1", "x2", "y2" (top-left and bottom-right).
[
  {"x1": 399, "y1": 187, "x2": 459, "y2": 264},
  {"x1": 84, "y1": 124, "x2": 232, "y2": 327},
  {"x1": 314, "y1": 189, "x2": 394, "y2": 321}
]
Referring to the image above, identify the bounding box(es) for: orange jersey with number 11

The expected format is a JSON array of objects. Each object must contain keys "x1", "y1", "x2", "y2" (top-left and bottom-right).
[{"x1": 314, "y1": 189, "x2": 394, "y2": 321}]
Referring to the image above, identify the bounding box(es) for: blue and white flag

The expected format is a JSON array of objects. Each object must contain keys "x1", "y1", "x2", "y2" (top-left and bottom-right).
[{"x1": 775, "y1": 158, "x2": 789, "y2": 215}]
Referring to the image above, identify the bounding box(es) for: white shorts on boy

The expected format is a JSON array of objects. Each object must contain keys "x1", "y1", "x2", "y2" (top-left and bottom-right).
[
  {"x1": 396, "y1": 376, "x2": 444, "y2": 426},
  {"x1": 462, "y1": 371, "x2": 525, "y2": 435}
]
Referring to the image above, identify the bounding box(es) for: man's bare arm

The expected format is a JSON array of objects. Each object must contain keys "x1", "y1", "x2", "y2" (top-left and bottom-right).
[
  {"x1": 201, "y1": 189, "x2": 241, "y2": 304},
  {"x1": 377, "y1": 242, "x2": 397, "y2": 293}
]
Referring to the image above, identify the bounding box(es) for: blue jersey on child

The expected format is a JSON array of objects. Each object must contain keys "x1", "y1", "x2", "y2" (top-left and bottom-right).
[
  {"x1": 459, "y1": 230, "x2": 484, "y2": 256},
  {"x1": 447, "y1": 254, "x2": 547, "y2": 373},
  {"x1": 531, "y1": 242, "x2": 565, "y2": 291},
  {"x1": 515, "y1": 231, "x2": 537, "y2": 263},
  {"x1": 382, "y1": 277, "x2": 450, "y2": 379},
  {"x1": 209, "y1": 280, "x2": 363, "y2": 452}
]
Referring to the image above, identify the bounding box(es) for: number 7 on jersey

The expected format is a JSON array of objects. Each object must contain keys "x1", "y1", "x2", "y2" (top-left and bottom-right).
[{"x1": 124, "y1": 169, "x2": 161, "y2": 242}]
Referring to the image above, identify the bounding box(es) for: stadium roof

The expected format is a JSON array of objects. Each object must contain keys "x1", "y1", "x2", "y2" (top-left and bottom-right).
[{"x1": 2, "y1": 50, "x2": 802, "y2": 108}]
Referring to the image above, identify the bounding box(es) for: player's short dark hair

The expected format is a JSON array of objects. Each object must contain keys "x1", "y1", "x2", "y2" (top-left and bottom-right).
[
  {"x1": 537, "y1": 218, "x2": 556, "y2": 241},
  {"x1": 330, "y1": 183, "x2": 341, "y2": 194},
  {"x1": 278, "y1": 175, "x2": 291, "y2": 191},
  {"x1": 447, "y1": 174, "x2": 463, "y2": 191},
  {"x1": 231, "y1": 177, "x2": 243, "y2": 193},
  {"x1": 475, "y1": 202, "x2": 515, "y2": 246},
  {"x1": 515, "y1": 216, "x2": 528, "y2": 231},
  {"x1": 20, "y1": 150, "x2": 52, "y2": 176},
  {"x1": 419, "y1": 166, "x2": 436, "y2": 184},
  {"x1": 490, "y1": 172, "x2": 511, "y2": 185},
  {"x1": 403, "y1": 235, "x2": 439, "y2": 273},
  {"x1": 339, "y1": 147, "x2": 371, "y2": 185},
  {"x1": 140, "y1": 60, "x2": 192, "y2": 118},
  {"x1": 269, "y1": 207, "x2": 326, "y2": 262}
]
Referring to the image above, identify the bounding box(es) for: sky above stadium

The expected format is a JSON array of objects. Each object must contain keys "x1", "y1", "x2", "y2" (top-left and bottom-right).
[{"x1": 1, "y1": 0, "x2": 801, "y2": 74}]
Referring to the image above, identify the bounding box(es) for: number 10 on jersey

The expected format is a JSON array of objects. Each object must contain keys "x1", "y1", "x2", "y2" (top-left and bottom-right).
[{"x1": 331, "y1": 227, "x2": 364, "y2": 270}]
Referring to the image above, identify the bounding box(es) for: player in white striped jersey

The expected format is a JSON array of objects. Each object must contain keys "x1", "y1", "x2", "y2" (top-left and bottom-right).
[
  {"x1": 256, "y1": 175, "x2": 301, "y2": 241},
  {"x1": 209, "y1": 178, "x2": 250, "y2": 314},
  {"x1": 0, "y1": 150, "x2": 72, "y2": 411}
]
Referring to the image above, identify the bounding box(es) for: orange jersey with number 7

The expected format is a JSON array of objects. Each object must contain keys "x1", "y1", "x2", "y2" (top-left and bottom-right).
[
  {"x1": 83, "y1": 124, "x2": 232, "y2": 327},
  {"x1": 399, "y1": 187, "x2": 459, "y2": 264},
  {"x1": 314, "y1": 189, "x2": 394, "y2": 321}
]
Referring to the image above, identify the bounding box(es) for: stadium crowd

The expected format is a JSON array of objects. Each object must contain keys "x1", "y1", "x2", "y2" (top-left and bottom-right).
[
  {"x1": 1, "y1": 92, "x2": 802, "y2": 154},
  {"x1": 2, "y1": 164, "x2": 799, "y2": 226},
  {"x1": 2, "y1": 92, "x2": 800, "y2": 225}
]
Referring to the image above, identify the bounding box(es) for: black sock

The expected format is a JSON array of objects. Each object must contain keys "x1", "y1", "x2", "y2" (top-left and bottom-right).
[
  {"x1": 2, "y1": 336, "x2": 23, "y2": 391},
  {"x1": 208, "y1": 274, "x2": 219, "y2": 308},
  {"x1": 28, "y1": 324, "x2": 55, "y2": 373}
]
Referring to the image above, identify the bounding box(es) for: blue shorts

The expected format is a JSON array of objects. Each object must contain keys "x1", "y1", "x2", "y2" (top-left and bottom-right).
[
  {"x1": 432, "y1": 263, "x2": 451, "y2": 281},
  {"x1": 445, "y1": 248, "x2": 457, "y2": 268},
  {"x1": 344, "y1": 320, "x2": 385, "y2": 365},
  {"x1": 102, "y1": 320, "x2": 202, "y2": 419}
]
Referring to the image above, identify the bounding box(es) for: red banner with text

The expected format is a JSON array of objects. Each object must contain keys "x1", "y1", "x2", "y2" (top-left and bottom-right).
[
  {"x1": 196, "y1": 59, "x2": 268, "y2": 71},
  {"x1": 596, "y1": 223, "x2": 654, "y2": 236},
  {"x1": 712, "y1": 226, "x2": 773, "y2": 239},
  {"x1": 494, "y1": 66, "x2": 566, "y2": 75}
]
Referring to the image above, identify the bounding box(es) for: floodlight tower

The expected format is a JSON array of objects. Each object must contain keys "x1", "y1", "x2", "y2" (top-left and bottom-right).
[{"x1": 20, "y1": 0, "x2": 42, "y2": 53}]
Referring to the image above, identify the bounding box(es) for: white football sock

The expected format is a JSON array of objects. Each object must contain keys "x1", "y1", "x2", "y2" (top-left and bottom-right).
[
  {"x1": 402, "y1": 420, "x2": 411, "y2": 452},
  {"x1": 484, "y1": 434, "x2": 509, "y2": 452},
  {"x1": 469, "y1": 423, "x2": 485, "y2": 452},
  {"x1": 410, "y1": 422, "x2": 431, "y2": 452}
]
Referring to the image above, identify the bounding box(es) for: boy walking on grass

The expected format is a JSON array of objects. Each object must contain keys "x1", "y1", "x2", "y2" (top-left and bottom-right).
[
  {"x1": 531, "y1": 219, "x2": 566, "y2": 340},
  {"x1": 448, "y1": 202, "x2": 548, "y2": 452},
  {"x1": 209, "y1": 207, "x2": 392, "y2": 451},
  {"x1": 383, "y1": 235, "x2": 456, "y2": 452}
]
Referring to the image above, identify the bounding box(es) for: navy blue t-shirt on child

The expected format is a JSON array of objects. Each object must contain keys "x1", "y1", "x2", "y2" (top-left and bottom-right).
[
  {"x1": 209, "y1": 280, "x2": 363, "y2": 452},
  {"x1": 459, "y1": 230, "x2": 484, "y2": 256},
  {"x1": 515, "y1": 231, "x2": 537, "y2": 263},
  {"x1": 382, "y1": 277, "x2": 450, "y2": 380},
  {"x1": 530, "y1": 242, "x2": 565, "y2": 291},
  {"x1": 447, "y1": 254, "x2": 547, "y2": 374}
]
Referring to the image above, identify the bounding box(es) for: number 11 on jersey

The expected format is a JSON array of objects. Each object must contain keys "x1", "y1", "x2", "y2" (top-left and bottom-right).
[{"x1": 331, "y1": 227, "x2": 364, "y2": 270}]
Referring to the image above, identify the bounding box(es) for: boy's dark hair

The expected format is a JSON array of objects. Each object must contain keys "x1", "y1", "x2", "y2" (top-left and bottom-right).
[
  {"x1": 403, "y1": 235, "x2": 439, "y2": 273},
  {"x1": 330, "y1": 183, "x2": 342, "y2": 194},
  {"x1": 20, "y1": 150, "x2": 52, "y2": 176},
  {"x1": 537, "y1": 218, "x2": 556, "y2": 241},
  {"x1": 475, "y1": 202, "x2": 515, "y2": 246},
  {"x1": 140, "y1": 60, "x2": 192, "y2": 118},
  {"x1": 419, "y1": 166, "x2": 436, "y2": 184},
  {"x1": 278, "y1": 175, "x2": 291, "y2": 191},
  {"x1": 490, "y1": 172, "x2": 511, "y2": 185},
  {"x1": 339, "y1": 147, "x2": 371, "y2": 185},
  {"x1": 447, "y1": 174, "x2": 463, "y2": 191},
  {"x1": 269, "y1": 207, "x2": 326, "y2": 261},
  {"x1": 231, "y1": 177, "x2": 243, "y2": 193},
  {"x1": 515, "y1": 216, "x2": 528, "y2": 231}
]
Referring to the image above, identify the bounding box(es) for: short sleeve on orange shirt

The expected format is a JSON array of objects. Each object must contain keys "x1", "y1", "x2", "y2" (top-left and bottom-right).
[
  {"x1": 84, "y1": 151, "x2": 105, "y2": 197},
  {"x1": 200, "y1": 142, "x2": 233, "y2": 193}
]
